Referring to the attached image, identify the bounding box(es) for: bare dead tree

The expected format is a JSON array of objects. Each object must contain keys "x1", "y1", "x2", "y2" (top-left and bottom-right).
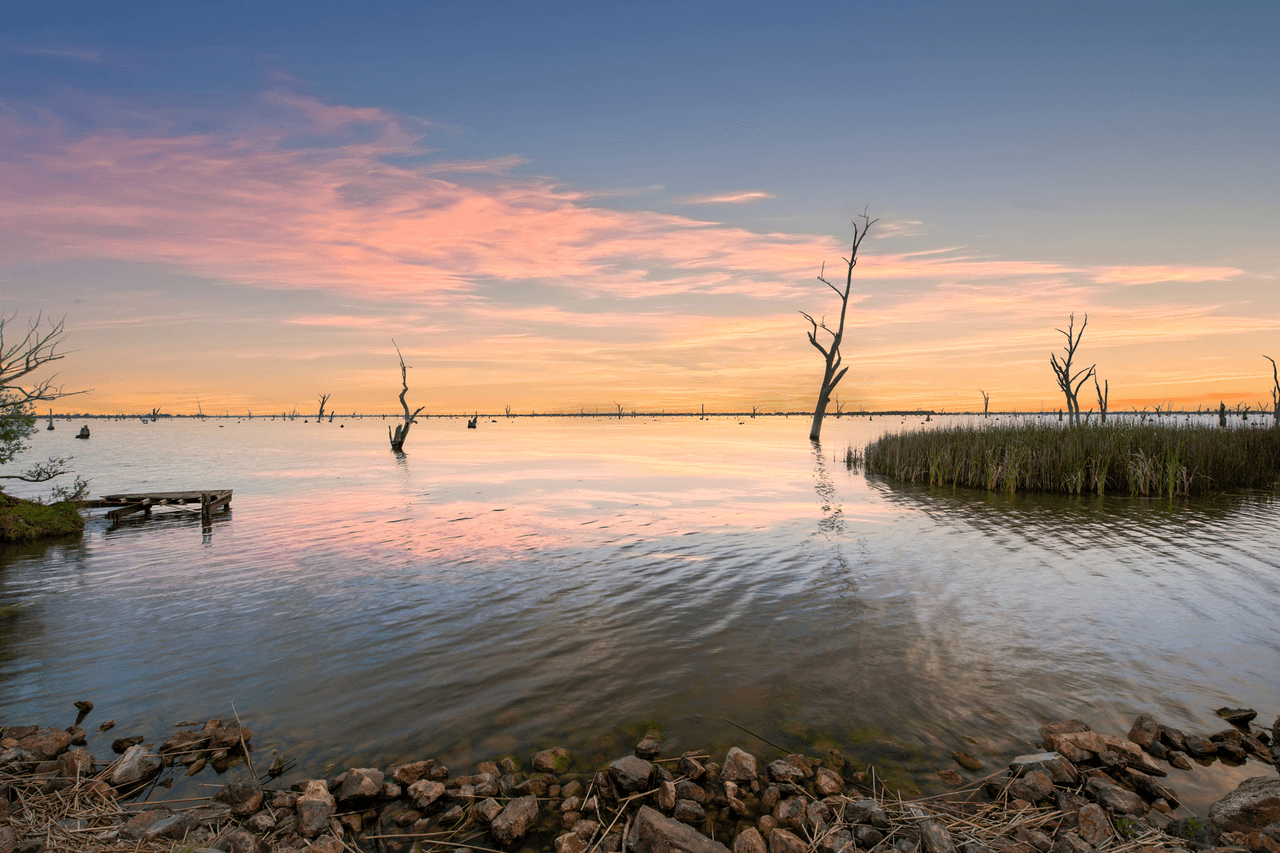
[
  {"x1": 1266, "y1": 356, "x2": 1280, "y2": 429},
  {"x1": 1, "y1": 313, "x2": 82, "y2": 484},
  {"x1": 1093, "y1": 374, "x2": 1108, "y2": 423},
  {"x1": 614, "y1": 401, "x2": 624, "y2": 419},
  {"x1": 1049, "y1": 313, "x2": 1095, "y2": 426},
  {"x1": 980, "y1": 389, "x2": 990, "y2": 418},
  {"x1": 803, "y1": 212, "x2": 876, "y2": 442},
  {"x1": 317, "y1": 393, "x2": 331, "y2": 423},
  {"x1": 388, "y1": 341, "x2": 425, "y2": 452}
]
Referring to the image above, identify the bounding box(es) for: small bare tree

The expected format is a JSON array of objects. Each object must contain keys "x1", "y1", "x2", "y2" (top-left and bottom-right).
[
  {"x1": 1093, "y1": 374, "x2": 1108, "y2": 423},
  {"x1": 388, "y1": 341, "x2": 425, "y2": 452},
  {"x1": 317, "y1": 393, "x2": 331, "y2": 423},
  {"x1": 803, "y1": 212, "x2": 876, "y2": 442},
  {"x1": 980, "y1": 389, "x2": 990, "y2": 418},
  {"x1": 1266, "y1": 356, "x2": 1279, "y2": 429},
  {"x1": 1049, "y1": 313, "x2": 1095, "y2": 426}
]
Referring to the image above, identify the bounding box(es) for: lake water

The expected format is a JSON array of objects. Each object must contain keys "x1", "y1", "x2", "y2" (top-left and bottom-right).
[{"x1": 1, "y1": 414, "x2": 1277, "y2": 811}]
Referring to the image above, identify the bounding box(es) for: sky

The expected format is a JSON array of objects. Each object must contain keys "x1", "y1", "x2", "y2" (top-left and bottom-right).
[{"x1": 3, "y1": 0, "x2": 1279, "y2": 416}]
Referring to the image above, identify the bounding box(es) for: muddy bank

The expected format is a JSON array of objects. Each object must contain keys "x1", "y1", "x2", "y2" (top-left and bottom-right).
[{"x1": 1, "y1": 707, "x2": 1279, "y2": 853}]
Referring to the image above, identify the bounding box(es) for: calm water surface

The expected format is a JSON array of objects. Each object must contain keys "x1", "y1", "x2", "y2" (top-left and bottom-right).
[{"x1": 2, "y1": 415, "x2": 1277, "y2": 809}]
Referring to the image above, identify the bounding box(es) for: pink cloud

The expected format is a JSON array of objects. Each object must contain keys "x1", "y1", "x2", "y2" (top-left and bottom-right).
[
  {"x1": 677, "y1": 190, "x2": 775, "y2": 204},
  {"x1": 1092, "y1": 265, "x2": 1244, "y2": 285}
]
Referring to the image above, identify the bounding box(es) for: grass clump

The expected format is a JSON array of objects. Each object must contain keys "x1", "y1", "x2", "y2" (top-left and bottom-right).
[
  {"x1": 0, "y1": 490, "x2": 85, "y2": 542},
  {"x1": 863, "y1": 422, "x2": 1280, "y2": 496}
]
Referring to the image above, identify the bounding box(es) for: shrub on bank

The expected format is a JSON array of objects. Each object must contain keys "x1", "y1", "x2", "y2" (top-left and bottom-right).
[
  {"x1": 862, "y1": 422, "x2": 1280, "y2": 496},
  {"x1": 0, "y1": 491, "x2": 85, "y2": 542}
]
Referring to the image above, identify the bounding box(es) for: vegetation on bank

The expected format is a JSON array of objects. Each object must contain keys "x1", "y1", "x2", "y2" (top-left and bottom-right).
[
  {"x1": 0, "y1": 490, "x2": 84, "y2": 542},
  {"x1": 861, "y1": 422, "x2": 1280, "y2": 496}
]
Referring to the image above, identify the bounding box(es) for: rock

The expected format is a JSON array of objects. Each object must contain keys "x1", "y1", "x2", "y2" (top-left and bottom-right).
[
  {"x1": 610, "y1": 755, "x2": 655, "y2": 793},
  {"x1": 723, "y1": 747, "x2": 759, "y2": 782},
  {"x1": 576, "y1": 819, "x2": 601, "y2": 840},
  {"x1": 111, "y1": 744, "x2": 160, "y2": 788},
  {"x1": 953, "y1": 752, "x2": 983, "y2": 772},
  {"x1": 659, "y1": 780, "x2": 677, "y2": 811},
  {"x1": 557, "y1": 832, "x2": 590, "y2": 853},
  {"x1": 246, "y1": 811, "x2": 276, "y2": 833},
  {"x1": 491, "y1": 794, "x2": 539, "y2": 844},
  {"x1": 214, "y1": 779, "x2": 264, "y2": 817},
  {"x1": 675, "y1": 799, "x2": 705, "y2": 824},
  {"x1": 120, "y1": 808, "x2": 173, "y2": 840},
  {"x1": 535, "y1": 747, "x2": 573, "y2": 773},
  {"x1": 735, "y1": 828, "x2": 768, "y2": 853},
  {"x1": 783, "y1": 754, "x2": 815, "y2": 778},
  {"x1": 680, "y1": 754, "x2": 707, "y2": 780},
  {"x1": 1219, "y1": 708, "x2": 1259, "y2": 726},
  {"x1": 472, "y1": 797, "x2": 503, "y2": 823},
  {"x1": 629, "y1": 805, "x2": 730, "y2": 853},
  {"x1": 855, "y1": 825, "x2": 885, "y2": 847},
  {"x1": 636, "y1": 734, "x2": 663, "y2": 760},
  {"x1": 847, "y1": 799, "x2": 890, "y2": 829},
  {"x1": 774, "y1": 797, "x2": 806, "y2": 830},
  {"x1": 1123, "y1": 768, "x2": 1180, "y2": 808},
  {"x1": 1209, "y1": 777, "x2": 1280, "y2": 834},
  {"x1": 1128, "y1": 713, "x2": 1161, "y2": 749},
  {"x1": 390, "y1": 759, "x2": 434, "y2": 785},
  {"x1": 1077, "y1": 804, "x2": 1111, "y2": 846},
  {"x1": 1007, "y1": 770, "x2": 1054, "y2": 804},
  {"x1": 158, "y1": 730, "x2": 207, "y2": 763},
  {"x1": 1039, "y1": 720, "x2": 1090, "y2": 746},
  {"x1": 18, "y1": 728, "x2": 72, "y2": 761},
  {"x1": 1160, "y1": 725, "x2": 1189, "y2": 753},
  {"x1": 1166, "y1": 818, "x2": 1218, "y2": 846},
  {"x1": 938, "y1": 770, "x2": 963, "y2": 786},
  {"x1": 1168, "y1": 751, "x2": 1192, "y2": 771},
  {"x1": 296, "y1": 779, "x2": 335, "y2": 838},
  {"x1": 758, "y1": 815, "x2": 778, "y2": 838},
  {"x1": 816, "y1": 766, "x2": 844, "y2": 795},
  {"x1": 767, "y1": 760, "x2": 805, "y2": 784},
  {"x1": 211, "y1": 827, "x2": 269, "y2": 853},
  {"x1": 1015, "y1": 828, "x2": 1053, "y2": 853},
  {"x1": 439, "y1": 804, "x2": 465, "y2": 824},
  {"x1": 916, "y1": 816, "x2": 958, "y2": 853},
  {"x1": 1184, "y1": 734, "x2": 1218, "y2": 758},
  {"x1": 768, "y1": 828, "x2": 807, "y2": 853},
  {"x1": 825, "y1": 748, "x2": 846, "y2": 772},
  {"x1": 337, "y1": 767, "x2": 383, "y2": 800},
  {"x1": 407, "y1": 779, "x2": 446, "y2": 808},
  {"x1": 1084, "y1": 777, "x2": 1147, "y2": 816},
  {"x1": 676, "y1": 780, "x2": 706, "y2": 803},
  {"x1": 209, "y1": 723, "x2": 252, "y2": 751},
  {"x1": 98, "y1": 719, "x2": 115, "y2": 731},
  {"x1": 58, "y1": 748, "x2": 91, "y2": 780},
  {"x1": 819, "y1": 829, "x2": 854, "y2": 853},
  {"x1": 111, "y1": 735, "x2": 144, "y2": 754},
  {"x1": 1051, "y1": 831, "x2": 1095, "y2": 853},
  {"x1": 1010, "y1": 753, "x2": 1080, "y2": 786}
]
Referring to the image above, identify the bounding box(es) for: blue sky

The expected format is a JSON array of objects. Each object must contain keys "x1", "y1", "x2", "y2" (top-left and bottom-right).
[{"x1": 4, "y1": 1, "x2": 1278, "y2": 414}]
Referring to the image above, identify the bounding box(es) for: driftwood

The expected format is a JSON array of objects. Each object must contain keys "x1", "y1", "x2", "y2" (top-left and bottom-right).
[{"x1": 389, "y1": 341, "x2": 425, "y2": 452}]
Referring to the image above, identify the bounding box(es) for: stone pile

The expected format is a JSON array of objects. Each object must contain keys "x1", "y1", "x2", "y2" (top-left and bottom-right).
[{"x1": 1, "y1": 710, "x2": 1278, "y2": 853}]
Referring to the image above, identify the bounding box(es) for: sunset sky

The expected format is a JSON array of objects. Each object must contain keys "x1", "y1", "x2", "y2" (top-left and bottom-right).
[{"x1": 4, "y1": 1, "x2": 1279, "y2": 415}]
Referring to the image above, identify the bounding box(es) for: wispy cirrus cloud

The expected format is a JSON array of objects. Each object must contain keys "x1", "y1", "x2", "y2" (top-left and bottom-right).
[
  {"x1": 676, "y1": 190, "x2": 775, "y2": 205},
  {"x1": 4, "y1": 43, "x2": 104, "y2": 63}
]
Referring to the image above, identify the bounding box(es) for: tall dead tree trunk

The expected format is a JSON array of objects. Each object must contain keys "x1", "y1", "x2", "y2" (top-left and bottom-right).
[
  {"x1": 980, "y1": 390, "x2": 990, "y2": 418},
  {"x1": 388, "y1": 341, "x2": 425, "y2": 452},
  {"x1": 803, "y1": 212, "x2": 876, "y2": 442},
  {"x1": 1049, "y1": 313, "x2": 1095, "y2": 426},
  {"x1": 1093, "y1": 375, "x2": 1108, "y2": 423},
  {"x1": 1266, "y1": 356, "x2": 1279, "y2": 429},
  {"x1": 317, "y1": 393, "x2": 330, "y2": 423}
]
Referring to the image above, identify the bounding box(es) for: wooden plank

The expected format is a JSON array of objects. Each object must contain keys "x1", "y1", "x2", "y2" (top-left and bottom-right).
[{"x1": 107, "y1": 498, "x2": 153, "y2": 521}]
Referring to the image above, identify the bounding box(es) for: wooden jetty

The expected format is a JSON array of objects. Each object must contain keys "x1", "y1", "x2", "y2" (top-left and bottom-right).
[{"x1": 91, "y1": 490, "x2": 233, "y2": 522}]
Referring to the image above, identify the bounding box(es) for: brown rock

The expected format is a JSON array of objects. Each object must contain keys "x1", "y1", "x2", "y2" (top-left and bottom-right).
[
  {"x1": 758, "y1": 815, "x2": 778, "y2": 838},
  {"x1": 58, "y1": 748, "x2": 91, "y2": 780},
  {"x1": 783, "y1": 754, "x2": 815, "y2": 778},
  {"x1": 18, "y1": 728, "x2": 72, "y2": 761},
  {"x1": 1007, "y1": 770, "x2": 1055, "y2": 804},
  {"x1": 675, "y1": 799, "x2": 705, "y2": 824},
  {"x1": 1084, "y1": 777, "x2": 1147, "y2": 816},
  {"x1": 1052, "y1": 831, "x2": 1095, "y2": 853},
  {"x1": 954, "y1": 752, "x2": 983, "y2": 772},
  {"x1": 1168, "y1": 751, "x2": 1193, "y2": 770},
  {"x1": 1010, "y1": 753, "x2": 1080, "y2": 786},
  {"x1": 296, "y1": 779, "x2": 335, "y2": 839},
  {"x1": 774, "y1": 797, "x2": 805, "y2": 829},
  {"x1": 938, "y1": 770, "x2": 963, "y2": 786},
  {"x1": 1077, "y1": 804, "x2": 1111, "y2": 847},
  {"x1": 214, "y1": 779, "x2": 264, "y2": 817},
  {"x1": 1159, "y1": 725, "x2": 1189, "y2": 753},
  {"x1": 472, "y1": 797, "x2": 503, "y2": 823},
  {"x1": 557, "y1": 832, "x2": 590, "y2": 853},
  {"x1": 390, "y1": 759, "x2": 434, "y2": 785},
  {"x1": 1209, "y1": 777, "x2": 1280, "y2": 834},
  {"x1": 337, "y1": 767, "x2": 384, "y2": 800},
  {"x1": 1039, "y1": 720, "x2": 1090, "y2": 746},
  {"x1": 628, "y1": 805, "x2": 731, "y2": 853},
  {"x1": 1218, "y1": 708, "x2": 1258, "y2": 726},
  {"x1": 407, "y1": 779, "x2": 445, "y2": 809},
  {"x1": 816, "y1": 766, "x2": 844, "y2": 795},
  {"x1": 659, "y1": 780, "x2": 677, "y2": 811},
  {"x1": 917, "y1": 816, "x2": 958, "y2": 853},
  {"x1": 1128, "y1": 713, "x2": 1161, "y2": 749},
  {"x1": 735, "y1": 827, "x2": 767, "y2": 853},
  {"x1": 111, "y1": 744, "x2": 160, "y2": 788},
  {"x1": 535, "y1": 747, "x2": 573, "y2": 773},
  {"x1": 491, "y1": 794, "x2": 539, "y2": 844},
  {"x1": 680, "y1": 754, "x2": 707, "y2": 780},
  {"x1": 1184, "y1": 734, "x2": 1217, "y2": 758},
  {"x1": 723, "y1": 747, "x2": 759, "y2": 783},
  {"x1": 636, "y1": 734, "x2": 663, "y2": 760},
  {"x1": 768, "y1": 828, "x2": 807, "y2": 853}
]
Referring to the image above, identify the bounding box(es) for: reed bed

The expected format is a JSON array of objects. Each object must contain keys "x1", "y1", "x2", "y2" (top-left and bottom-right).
[{"x1": 862, "y1": 422, "x2": 1280, "y2": 496}]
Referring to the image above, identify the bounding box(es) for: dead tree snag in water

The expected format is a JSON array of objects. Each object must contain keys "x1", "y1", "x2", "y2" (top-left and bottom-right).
[
  {"x1": 388, "y1": 341, "x2": 425, "y2": 452},
  {"x1": 317, "y1": 393, "x2": 330, "y2": 423},
  {"x1": 980, "y1": 390, "x2": 990, "y2": 418},
  {"x1": 1266, "y1": 356, "x2": 1280, "y2": 429},
  {"x1": 1049, "y1": 313, "x2": 1094, "y2": 426},
  {"x1": 803, "y1": 212, "x2": 876, "y2": 442}
]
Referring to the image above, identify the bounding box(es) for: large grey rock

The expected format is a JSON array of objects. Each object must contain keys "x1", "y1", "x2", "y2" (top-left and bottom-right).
[
  {"x1": 296, "y1": 779, "x2": 335, "y2": 838},
  {"x1": 111, "y1": 744, "x2": 160, "y2": 788},
  {"x1": 610, "y1": 755, "x2": 655, "y2": 793},
  {"x1": 1209, "y1": 776, "x2": 1280, "y2": 833},
  {"x1": 491, "y1": 794, "x2": 539, "y2": 844},
  {"x1": 628, "y1": 805, "x2": 731, "y2": 853},
  {"x1": 722, "y1": 747, "x2": 759, "y2": 782}
]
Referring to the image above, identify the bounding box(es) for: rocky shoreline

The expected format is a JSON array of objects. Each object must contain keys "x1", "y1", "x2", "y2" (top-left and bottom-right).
[{"x1": 1, "y1": 707, "x2": 1279, "y2": 853}]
